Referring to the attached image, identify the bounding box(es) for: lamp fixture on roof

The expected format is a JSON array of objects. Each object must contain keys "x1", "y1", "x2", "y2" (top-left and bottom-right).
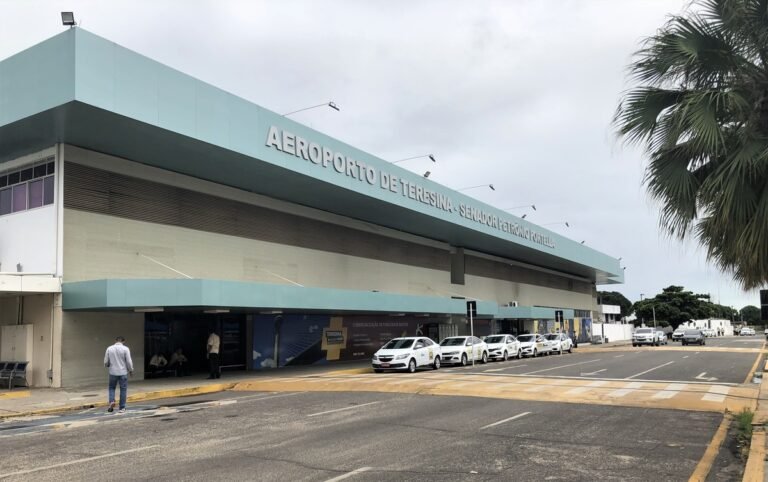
[
  {"x1": 423, "y1": 171, "x2": 431, "y2": 178},
  {"x1": 392, "y1": 154, "x2": 436, "y2": 164},
  {"x1": 503, "y1": 204, "x2": 536, "y2": 211},
  {"x1": 282, "y1": 101, "x2": 339, "y2": 117},
  {"x1": 61, "y1": 12, "x2": 75, "y2": 26},
  {"x1": 456, "y1": 184, "x2": 495, "y2": 192}
]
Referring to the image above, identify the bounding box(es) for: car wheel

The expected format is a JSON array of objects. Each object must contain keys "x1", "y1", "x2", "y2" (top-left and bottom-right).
[
  {"x1": 682, "y1": 342, "x2": 687, "y2": 346},
  {"x1": 568, "y1": 345, "x2": 572, "y2": 354},
  {"x1": 374, "y1": 369, "x2": 383, "y2": 373},
  {"x1": 502, "y1": 351, "x2": 508, "y2": 362},
  {"x1": 632, "y1": 343, "x2": 636, "y2": 347},
  {"x1": 461, "y1": 354, "x2": 468, "y2": 366},
  {"x1": 532, "y1": 349, "x2": 538, "y2": 358},
  {"x1": 517, "y1": 349, "x2": 523, "y2": 359},
  {"x1": 433, "y1": 356, "x2": 440, "y2": 370},
  {"x1": 408, "y1": 358, "x2": 417, "y2": 373},
  {"x1": 481, "y1": 352, "x2": 488, "y2": 364}
]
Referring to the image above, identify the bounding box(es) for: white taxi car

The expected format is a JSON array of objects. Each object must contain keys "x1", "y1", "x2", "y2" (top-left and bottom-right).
[
  {"x1": 439, "y1": 336, "x2": 488, "y2": 365},
  {"x1": 485, "y1": 334, "x2": 521, "y2": 361},
  {"x1": 517, "y1": 334, "x2": 546, "y2": 357},
  {"x1": 544, "y1": 333, "x2": 573, "y2": 354},
  {"x1": 372, "y1": 337, "x2": 441, "y2": 373}
]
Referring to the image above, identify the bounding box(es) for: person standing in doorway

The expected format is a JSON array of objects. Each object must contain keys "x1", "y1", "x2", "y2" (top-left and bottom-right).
[
  {"x1": 207, "y1": 330, "x2": 221, "y2": 379},
  {"x1": 104, "y1": 336, "x2": 133, "y2": 413}
]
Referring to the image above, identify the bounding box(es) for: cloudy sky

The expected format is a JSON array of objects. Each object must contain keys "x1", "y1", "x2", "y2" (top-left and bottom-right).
[{"x1": 1, "y1": 0, "x2": 761, "y2": 310}]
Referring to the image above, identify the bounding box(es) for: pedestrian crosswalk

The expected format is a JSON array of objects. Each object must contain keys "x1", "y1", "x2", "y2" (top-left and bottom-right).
[{"x1": 233, "y1": 371, "x2": 758, "y2": 413}]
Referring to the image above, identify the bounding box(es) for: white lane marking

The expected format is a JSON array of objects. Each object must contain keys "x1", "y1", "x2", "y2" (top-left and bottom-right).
[
  {"x1": 522, "y1": 359, "x2": 602, "y2": 375},
  {"x1": 702, "y1": 386, "x2": 731, "y2": 402},
  {"x1": 683, "y1": 356, "x2": 689, "y2": 359},
  {"x1": 695, "y1": 352, "x2": 700, "y2": 355},
  {"x1": 0, "y1": 445, "x2": 159, "y2": 478},
  {"x1": 325, "y1": 467, "x2": 373, "y2": 482},
  {"x1": 695, "y1": 372, "x2": 718, "y2": 381},
  {"x1": 566, "y1": 380, "x2": 608, "y2": 394},
  {"x1": 480, "y1": 412, "x2": 531, "y2": 430},
  {"x1": 307, "y1": 401, "x2": 381, "y2": 418},
  {"x1": 614, "y1": 355, "x2": 625, "y2": 358},
  {"x1": 652, "y1": 383, "x2": 687, "y2": 399},
  {"x1": 581, "y1": 369, "x2": 607, "y2": 376},
  {"x1": 484, "y1": 368, "x2": 504, "y2": 372},
  {"x1": 626, "y1": 361, "x2": 675, "y2": 379},
  {"x1": 608, "y1": 382, "x2": 644, "y2": 398}
]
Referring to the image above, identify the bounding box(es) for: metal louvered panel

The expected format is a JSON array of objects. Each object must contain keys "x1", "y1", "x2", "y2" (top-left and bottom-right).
[{"x1": 63, "y1": 162, "x2": 450, "y2": 271}]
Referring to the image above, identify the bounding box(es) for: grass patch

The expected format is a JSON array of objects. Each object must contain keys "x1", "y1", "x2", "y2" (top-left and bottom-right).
[{"x1": 735, "y1": 408, "x2": 755, "y2": 460}]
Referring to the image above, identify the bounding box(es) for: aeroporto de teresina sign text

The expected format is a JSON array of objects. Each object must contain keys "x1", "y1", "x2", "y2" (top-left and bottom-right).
[{"x1": 266, "y1": 126, "x2": 555, "y2": 249}]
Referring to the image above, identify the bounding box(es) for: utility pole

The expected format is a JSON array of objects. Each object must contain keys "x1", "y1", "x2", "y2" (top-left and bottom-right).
[{"x1": 652, "y1": 305, "x2": 656, "y2": 328}]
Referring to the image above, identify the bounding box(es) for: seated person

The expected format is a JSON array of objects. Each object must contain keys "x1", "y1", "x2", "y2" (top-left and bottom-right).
[
  {"x1": 168, "y1": 348, "x2": 189, "y2": 377},
  {"x1": 148, "y1": 352, "x2": 168, "y2": 377}
]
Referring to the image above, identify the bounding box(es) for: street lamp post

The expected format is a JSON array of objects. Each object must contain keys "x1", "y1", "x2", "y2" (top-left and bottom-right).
[
  {"x1": 456, "y1": 184, "x2": 495, "y2": 192},
  {"x1": 282, "y1": 101, "x2": 340, "y2": 116}
]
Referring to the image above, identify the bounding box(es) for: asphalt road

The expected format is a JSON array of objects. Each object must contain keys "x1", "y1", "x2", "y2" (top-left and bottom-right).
[
  {"x1": 0, "y1": 336, "x2": 758, "y2": 481},
  {"x1": 442, "y1": 335, "x2": 764, "y2": 384},
  {"x1": 0, "y1": 390, "x2": 727, "y2": 481}
]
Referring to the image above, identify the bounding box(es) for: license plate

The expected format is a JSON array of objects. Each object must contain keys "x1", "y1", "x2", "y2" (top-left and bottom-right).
[{"x1": 381, "y1": 363, "x2": 390, "y2": 368}]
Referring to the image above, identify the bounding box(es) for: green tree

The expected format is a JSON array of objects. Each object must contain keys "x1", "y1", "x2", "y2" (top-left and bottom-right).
[
  {"x1": 740, "y1": 305, "x2": 761, "y2": 323},
  {"x1": 631, "y1": 285, "x2": 713, "y2": 328},
  {"x1": 615, "y1": 0, "x2": 768, "y2": 290},
  {"x1": 597, "y1": 291, "x2": 632, "y2": 317}
]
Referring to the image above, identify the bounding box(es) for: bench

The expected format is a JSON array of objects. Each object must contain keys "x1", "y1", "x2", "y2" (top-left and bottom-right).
[{"x1": 0, "y1": 361, "x2": 29, "y2": 390}]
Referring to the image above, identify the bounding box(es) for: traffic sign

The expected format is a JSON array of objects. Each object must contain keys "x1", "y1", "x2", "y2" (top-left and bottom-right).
[{"x1": 466, "y1": 300, "x2": 477, "y2": 318}]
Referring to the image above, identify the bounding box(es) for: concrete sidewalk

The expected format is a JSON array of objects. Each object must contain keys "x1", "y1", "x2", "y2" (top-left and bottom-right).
[{"x1": 0, "y1": 361, "x2": 372, "y2": 419}]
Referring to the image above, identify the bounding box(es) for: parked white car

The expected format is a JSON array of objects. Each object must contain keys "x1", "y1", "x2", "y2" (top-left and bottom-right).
[
  {"x1": 485, "y1": 334, "x2": 521, "y2": 361},
  {"x1": 656, "y1": 331, "x2": 668, "y2": 345},
  {"x1": 740, "y1": 327, "x2": 756, "y2": 336},
  {"x1": 632, "y1": 327, "x2": 659, "y2": 346},
  {"x1": 517, "y1": 334, "x2": 547, "y2": 357},
  {"x1": 372, "y1": 337, "x2": 441, "y2": 373},
  {"x1": 544, "y1": 333, "x2": 573, "y2": 354},
  {"x1": 439, "y1": 336, "x2": 488, "y2": 365}
]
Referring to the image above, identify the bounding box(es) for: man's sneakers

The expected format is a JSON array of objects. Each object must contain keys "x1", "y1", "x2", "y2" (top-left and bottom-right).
[
  {"x1": 118, "y1": 408, "x2": 126, "y2": 414},
  {"x1": 107, "y1": 401, "x2": 115, "y2": 413}
]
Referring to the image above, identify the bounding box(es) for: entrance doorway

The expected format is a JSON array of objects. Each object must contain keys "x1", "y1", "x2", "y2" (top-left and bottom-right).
[{"x1": 144, "y1": 313, "x2": 246, "y2": 376}]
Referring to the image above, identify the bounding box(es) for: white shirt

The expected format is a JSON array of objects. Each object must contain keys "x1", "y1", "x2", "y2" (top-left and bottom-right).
[
  {"x1": 207, "y1": 333, "x2": 220, "y2": 354},
  {"x1": 104, "y1": 342, "x2": 134, "y2": 376}
]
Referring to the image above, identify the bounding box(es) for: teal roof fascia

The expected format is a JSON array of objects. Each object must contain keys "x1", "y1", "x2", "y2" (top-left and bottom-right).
[{"x1": 62, "y1": 279, "x2": 502, "y2": 316}]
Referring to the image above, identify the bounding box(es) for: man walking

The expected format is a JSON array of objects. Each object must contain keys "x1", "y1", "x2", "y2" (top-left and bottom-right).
[
  {"x1": 104, "y1": 336, "x2": 133, "y2": 413},
  {"x1": 207, "y1": 329, "x2": 220, "y2": 379}
]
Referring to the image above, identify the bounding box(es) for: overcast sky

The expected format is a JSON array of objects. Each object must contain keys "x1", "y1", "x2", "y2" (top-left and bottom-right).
[{"x1": 1, "y1": 0, "x2": 761, "y2": 310}]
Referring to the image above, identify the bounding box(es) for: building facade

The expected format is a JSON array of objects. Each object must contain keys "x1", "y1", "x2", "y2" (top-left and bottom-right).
[{"x1": 0, "y1": 29, "x2": 623, "y2": 387}]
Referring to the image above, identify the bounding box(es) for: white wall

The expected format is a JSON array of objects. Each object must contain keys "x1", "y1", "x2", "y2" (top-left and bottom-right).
[
  {"x1": 593, "y1": 323, "x2": 633, "y2": 341},
  {"x1": 61, "y1": 311, "x2": 144, "y2": 387},
  {"x1": 0, "y1": 148, "x2": 58, "y2": 275}
]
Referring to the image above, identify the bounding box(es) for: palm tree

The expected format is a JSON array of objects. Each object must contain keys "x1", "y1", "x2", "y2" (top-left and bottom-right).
[{"x1": 615, "y1": 0, "x2": 768, "y2": 290}]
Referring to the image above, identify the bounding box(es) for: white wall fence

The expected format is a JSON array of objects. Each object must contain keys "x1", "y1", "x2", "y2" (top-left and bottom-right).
[{"x1": 592, "y1": 323, "x2": 633, "y2": 342}]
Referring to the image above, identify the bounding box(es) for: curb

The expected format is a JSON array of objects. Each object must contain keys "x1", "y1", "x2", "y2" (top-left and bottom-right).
[
  {"x1": 0, "y1": 390, "x2": 30, "y2": 401},
  {"x1": 0, "y1": 382, "x2": 235, "y2": 420},
  {"x1": 742, "y1": 429, "x2": 765, "y2": 482}
]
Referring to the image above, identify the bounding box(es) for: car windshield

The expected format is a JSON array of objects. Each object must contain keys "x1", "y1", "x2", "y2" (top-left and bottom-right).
[
  {"x1": 517, "y1": 335, "x2": 536, "y2": 342},
  {"x1": 485, "y1": 336, "x2": 506, "y2": 344},
  {"x1": 636, "y1": 328, "x2": 653, "y2": 334},
  {"x1": 544, "y1": 334, "x2": 559, "y2": 340},
  {"x1": 684, "y1": 330, "x2": 700, "y2": 335},
  {"x1": 382, "y1": 339, "x2": 414, "y2": 349},
  {"x1": 440, "y1": 338, "x2": 466, "y2": 346},
  {"x1": 674, "y1": 330, "x2": 684, "y2": 333}
]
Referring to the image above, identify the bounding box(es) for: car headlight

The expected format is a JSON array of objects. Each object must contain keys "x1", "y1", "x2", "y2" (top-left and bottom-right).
[
  {"x1": 395, "y1": 353, "x2": 409, "y2": 360},
  {"x1": 372, "y1": 355, "x2": 378, "y2": 360}
]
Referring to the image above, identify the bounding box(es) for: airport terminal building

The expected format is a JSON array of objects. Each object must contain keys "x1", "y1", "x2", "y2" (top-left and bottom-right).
[{"x1": 0, "y1": 29, "x2": 623, "y2": 388}]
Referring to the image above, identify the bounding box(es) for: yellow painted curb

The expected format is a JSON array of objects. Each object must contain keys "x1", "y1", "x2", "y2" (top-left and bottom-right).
[
  {"x1": 0, "y1": 390, "x2": 30, "y2": 400},
  {"x1": 0, "y1": 383, "x2": 235, "y2": 420},
  {"x1": 689, "y1": 416, "x2": 730, "y2": 482},
  {"x1": 320, "y1": 368, "x2": 373, "y2": 376},
  {"x1": 742, "y1": 430, "x2": 765, "y2": 482}
]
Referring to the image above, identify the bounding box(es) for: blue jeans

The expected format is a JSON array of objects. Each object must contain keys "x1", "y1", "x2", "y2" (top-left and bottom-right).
[{"x1": 108, "y1": 374, "x2": 128, "y2": 409}]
